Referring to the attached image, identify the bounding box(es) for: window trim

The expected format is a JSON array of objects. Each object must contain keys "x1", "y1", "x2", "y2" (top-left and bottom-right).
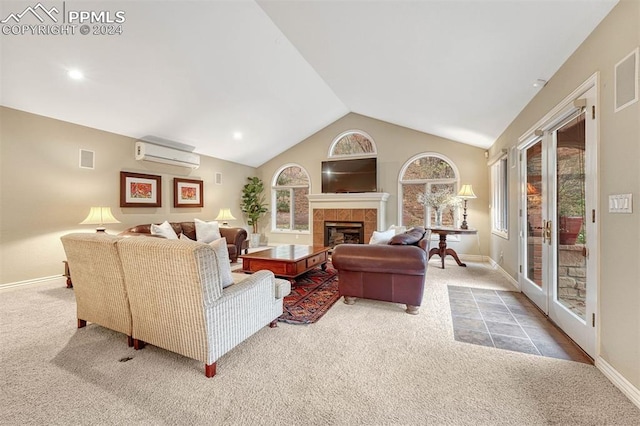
[
  {"x1": 490, "y1": 153, "x2": 509, "y2": 239},
  {"x1": 271, "y1": 163, "x2": 311, "y2": 234},
  {"x1": 397, "y1": 152, "x2": 461, "y2": 231},
  {"x1": 328, "y1": 129, "x2": 377, "y2": 158}
]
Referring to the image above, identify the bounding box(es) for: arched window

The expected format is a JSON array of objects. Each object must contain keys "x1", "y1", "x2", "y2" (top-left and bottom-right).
[
  {"x1": 398, "y1": 153, "x2": 460, "y2": 227},
  {"x1": 328, "y1": 130, "x2": 377, "y2": 157},
  {"x1": 271, "y1": 164, "x2": 310, "y2": 232}
]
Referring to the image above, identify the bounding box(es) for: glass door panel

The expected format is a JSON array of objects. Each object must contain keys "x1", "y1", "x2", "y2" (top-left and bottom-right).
[
  {"x1": 555, "y1": 113, "x2": 587, "y2": 321},
  {"x1": 525, "y1": 142, "x2": 543, "y2": 287}
]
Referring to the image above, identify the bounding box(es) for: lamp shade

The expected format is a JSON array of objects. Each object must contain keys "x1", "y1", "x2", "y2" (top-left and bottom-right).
[
  {"x1": 457, "y1": 184, "x2": 477, "y2": 199},
  {"x1": 215, "y1": 208, "x2": 236, "y2": 223},
  {"x1": 80, "y1": 207, "x2": 120, "y2": 231}
]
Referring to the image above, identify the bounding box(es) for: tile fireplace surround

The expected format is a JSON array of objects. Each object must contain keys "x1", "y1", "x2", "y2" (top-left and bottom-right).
[{"x1": 307, "y1": 193, "x2": 389, "y2": 247}]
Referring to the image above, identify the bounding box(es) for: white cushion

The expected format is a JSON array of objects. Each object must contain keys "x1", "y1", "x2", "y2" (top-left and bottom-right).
[
  {"x1": 150, "y1": 221, "x2": 178, "y2": 240},
  {"x1": 195, "y1": 218, "x2": 221, "y2": 243},
  {"x1": 387, "y1": 224, "x2": 407, "y2": 235},
  {"x1": 369, "y1": 229, "x2": 395, "y2": 245},
  {"x1": 209, "y1": 237, "x2": 233, "y2": 288},
  {"x1": 178, "y1": 233, "x2": 193, "y2": 241}
]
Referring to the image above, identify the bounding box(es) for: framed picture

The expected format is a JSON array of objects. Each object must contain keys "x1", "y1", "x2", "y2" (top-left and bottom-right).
[
  {"x1": 174, "y1": 178, "x2": 203, "y2": 208},
  {"x1": 120, "y1": 171, "x2": 162, "y2": 207}
]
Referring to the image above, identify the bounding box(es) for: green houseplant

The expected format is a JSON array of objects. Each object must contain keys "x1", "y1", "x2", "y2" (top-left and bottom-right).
[{"x1": 240, "y1": 177, "x2": 268, "y2": 247}]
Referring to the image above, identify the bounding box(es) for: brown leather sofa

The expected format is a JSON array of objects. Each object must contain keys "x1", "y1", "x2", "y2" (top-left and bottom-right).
[
  {"x1": 331, "y1": 227, "x2": 430, "y2": 314},
  {"x1": 119, "y1": 222, "x2": 247, "y2": 263}
]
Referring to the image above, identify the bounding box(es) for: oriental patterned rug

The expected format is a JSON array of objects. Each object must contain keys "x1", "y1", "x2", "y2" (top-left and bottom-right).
[{"x1": 278, "y1": 264, "x2": 340, "y2": 325}]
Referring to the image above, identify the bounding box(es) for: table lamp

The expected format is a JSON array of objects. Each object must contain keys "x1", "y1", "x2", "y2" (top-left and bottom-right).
[
  {"x1": 215, "y1": 208, "x2": 236, "y2": 227},
  {"x1": 80, "y1": 207, "x2": 121, "y2": 232},
  {"x1": 457, "y1": 185, "x2": 477, "y2": 230}
]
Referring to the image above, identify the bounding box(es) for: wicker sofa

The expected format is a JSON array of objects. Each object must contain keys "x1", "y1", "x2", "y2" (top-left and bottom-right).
[
  {"x1": 331, "y1": 227, "x2": 430, "y2": 315},
  {"x1": 61, "y1": 232, "x2": 290, "y2": 378},
  {"x1": 119, "y1": 221, "x2": 247, "y2": 263}
]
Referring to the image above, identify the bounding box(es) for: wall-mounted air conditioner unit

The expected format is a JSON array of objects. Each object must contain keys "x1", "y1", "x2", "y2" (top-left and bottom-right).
[{"x1": 135, "y1": 138, "x2": 200, "y2": 169}]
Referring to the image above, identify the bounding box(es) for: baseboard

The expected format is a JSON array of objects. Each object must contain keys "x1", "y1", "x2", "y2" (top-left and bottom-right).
[
  {"x1": 596, "y1": 357, "x2": 640, "y2": 409},
  {"x1": 0, "y1": 275, "x2": 64, "y2": 291},
  {"x1": 458, "y1": 254, "x2": 486, "y2": 263},
  {"x1": 486, "y1": 257, "x2": 520, "y2": 291}
]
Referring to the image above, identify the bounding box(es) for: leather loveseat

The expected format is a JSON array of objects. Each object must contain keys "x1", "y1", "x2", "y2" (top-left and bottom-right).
[
  {"x1": 119, "y1": 222, "x2": 247, "y2": 263},
  {"x1": 331, "y1": 227, "x2": 431, "y2": 315}
]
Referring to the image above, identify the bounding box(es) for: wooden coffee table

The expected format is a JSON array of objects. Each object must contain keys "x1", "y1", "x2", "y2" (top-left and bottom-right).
[{"x1": 239, "y1": 245, "x2": 329, "y2": 281}]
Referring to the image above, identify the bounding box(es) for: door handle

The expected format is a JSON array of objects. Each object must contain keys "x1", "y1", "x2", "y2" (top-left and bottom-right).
[{"x1": 545, "y1": 220, "x2": 553, "y2": 245}]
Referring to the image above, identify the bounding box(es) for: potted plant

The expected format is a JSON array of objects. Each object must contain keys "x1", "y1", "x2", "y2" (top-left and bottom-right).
[
  {"x1": 558, "y1": 215, "x2": 583, "y2": 245},
  {"x1": 558, "y1": 197, "x2": 584, "y2": 245},
  {"x1": 240, "y1": 177, "x2": 268, "y2": 247}
]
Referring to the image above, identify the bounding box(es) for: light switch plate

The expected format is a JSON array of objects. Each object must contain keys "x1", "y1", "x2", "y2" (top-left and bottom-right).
[{"x1": 608, "y1": 194, "x2": 633, "y2": 213}]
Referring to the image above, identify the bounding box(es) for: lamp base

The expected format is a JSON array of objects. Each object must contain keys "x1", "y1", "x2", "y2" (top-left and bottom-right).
[{"x1": 460, "y1": 199, "x2": 469, "y2": 230}]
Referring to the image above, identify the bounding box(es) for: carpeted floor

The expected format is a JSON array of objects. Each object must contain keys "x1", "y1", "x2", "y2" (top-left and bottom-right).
[{"x1": 1, "y1": 258, "x2": 638, "y2": 425}]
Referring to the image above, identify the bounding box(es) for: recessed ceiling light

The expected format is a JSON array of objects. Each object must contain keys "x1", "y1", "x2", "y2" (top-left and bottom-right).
[
  {"x1": 68, "y1": 69, "x2": 84, "y2": 80},
  {"x1": 233, "y1": 132, "x2": 243, "y2": 140},
  {"x1": 533, "y1": 79, "x2": 547, "y2": 88}
]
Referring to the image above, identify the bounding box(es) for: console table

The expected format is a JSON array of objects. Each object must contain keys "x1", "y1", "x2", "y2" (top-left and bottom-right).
[{"x1": 427, "y1": 227, "x2": 477, "y2": 269}]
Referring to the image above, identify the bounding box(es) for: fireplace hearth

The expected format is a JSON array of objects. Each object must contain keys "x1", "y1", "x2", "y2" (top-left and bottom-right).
[{"x1": 324, "y1": 221, "x2": 364, "y2": 249}]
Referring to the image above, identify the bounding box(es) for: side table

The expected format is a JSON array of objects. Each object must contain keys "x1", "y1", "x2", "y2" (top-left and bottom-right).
[{"x1": 427, "y1": 227, "x2": 477, "y2": 269}]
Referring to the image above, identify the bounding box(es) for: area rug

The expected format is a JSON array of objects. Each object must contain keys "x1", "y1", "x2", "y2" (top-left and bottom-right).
[{"x1": 278, "y1": 263, "x2": 340, "y2": 325}]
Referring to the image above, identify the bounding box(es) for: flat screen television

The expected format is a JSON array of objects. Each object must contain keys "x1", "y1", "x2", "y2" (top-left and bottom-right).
[{"x1": 321, "y1": 158, "x2": 377, "y2": 193}]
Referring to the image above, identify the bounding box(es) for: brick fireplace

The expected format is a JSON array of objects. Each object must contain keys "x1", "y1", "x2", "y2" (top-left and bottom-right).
[{"x1": 307, "y1": 193, "x2": 389, "y2": 247}]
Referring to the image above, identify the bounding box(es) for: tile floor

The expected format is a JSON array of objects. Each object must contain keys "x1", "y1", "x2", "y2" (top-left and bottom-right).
[{"x1": 448, "y1": 285, "x2": 592, "y2": 364}]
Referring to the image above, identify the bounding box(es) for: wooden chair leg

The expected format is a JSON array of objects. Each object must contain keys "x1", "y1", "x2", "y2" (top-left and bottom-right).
[
  {"x1": 205, "y1": 362, "x2": 217, "y2": 378},
  {"x1": 405, "y1": 305, "x2": 420, "y2": 315},
  {"x1": 133, "y1": 339, "x2": 146, "y2": 350},
  {"x1": 269, "y1": 319, "x2": 278, "y2": 328},
  {"x1": 77, "y1": 319, "x2": 87, "y2": 328},
  {"x1": 127, "y1": 336, "x2": 134, "y2": 347}
]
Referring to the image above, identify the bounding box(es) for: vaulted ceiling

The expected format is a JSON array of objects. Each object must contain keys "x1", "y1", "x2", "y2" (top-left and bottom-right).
[{"x1": 0, "y1": 0, "x2": 618, "y2": 167}]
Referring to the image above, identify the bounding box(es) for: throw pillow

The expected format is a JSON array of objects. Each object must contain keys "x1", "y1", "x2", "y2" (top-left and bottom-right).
[
  {"x1": 209, "y1": 237, "x2": 233, "y2": 288},
  {"x1": 179, "y1": 233, "x2": 194, "y2": 241},
  {"x1": 387, "y1": 224, "x2": 407, "y2": 235},
  {"x1": 150, "y1": 221, "x2": 178, "y2": 240},
  {"x1": 389, "y1": 227, "x2": 425, "y2": 246},
  {"x1": 369, "y1": 229, "x2": 395, "y2": 245},
  {"x1": 195, "y1": 218, "x2": 221, "y2": 243}
]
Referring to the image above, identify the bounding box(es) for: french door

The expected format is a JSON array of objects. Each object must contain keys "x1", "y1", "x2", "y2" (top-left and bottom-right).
[{"x1": 519, "y1": 84, "x2": 597, "y2": 358}]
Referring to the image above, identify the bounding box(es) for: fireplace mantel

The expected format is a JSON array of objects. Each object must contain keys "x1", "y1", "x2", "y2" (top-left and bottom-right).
[
  {"x1": 307, "y1": 192, "x2": 389, "y2": 237},
  {"x1": 307, "y1": 192, "x2": 390, "y2": 204}
]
